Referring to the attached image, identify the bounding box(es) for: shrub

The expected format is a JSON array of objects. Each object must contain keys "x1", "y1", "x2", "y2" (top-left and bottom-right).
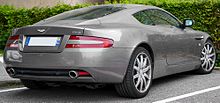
[
  {"x1": 0, "y1": 4, "x2": 92, "y2": 49},
  {"x1": 217, "y1": 54, "x2": 220, "y2": 67}
]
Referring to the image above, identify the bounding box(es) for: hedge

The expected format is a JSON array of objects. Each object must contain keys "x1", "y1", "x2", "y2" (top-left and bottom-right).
[
  {"x1": 0, "y1": 4, "x2": 92, "y2": 50},
  {"x1": 0, "y1": 0, "x2": 219, "y2": 66},
  {"x1": 217, "y1": 54, "x2": 220, "y2": 66}
]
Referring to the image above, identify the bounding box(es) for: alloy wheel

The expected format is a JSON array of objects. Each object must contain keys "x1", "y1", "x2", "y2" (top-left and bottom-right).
[
  {"x1": 133, "y1": 52, "x2": 152, "y2": 93},
  {"x1": 201, "y1": 43, "x2": 216, "y2": 71}
]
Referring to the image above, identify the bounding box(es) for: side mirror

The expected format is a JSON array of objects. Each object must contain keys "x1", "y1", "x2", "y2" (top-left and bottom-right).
[{"x1": 182, "y1": 19, "x2": 194, "y2": 29}]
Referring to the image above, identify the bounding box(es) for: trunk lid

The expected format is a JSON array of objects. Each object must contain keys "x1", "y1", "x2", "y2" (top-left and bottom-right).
[{"x1": 15, "y1": 25, "x2": 84, "y2": 53}]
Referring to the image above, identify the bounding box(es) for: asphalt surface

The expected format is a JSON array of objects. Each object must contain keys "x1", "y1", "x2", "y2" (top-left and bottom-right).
[{"x1": 0, "y1": 64, "x2": 220, "y2": 102}]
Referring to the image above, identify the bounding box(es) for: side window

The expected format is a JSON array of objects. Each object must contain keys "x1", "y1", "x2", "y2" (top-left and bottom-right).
[
  {"x1": 133, "y1": 11, "x2": 153, "y2": 25},
  {"x1": 146, "y1": 9, "x2": 180, "y2": 27}
]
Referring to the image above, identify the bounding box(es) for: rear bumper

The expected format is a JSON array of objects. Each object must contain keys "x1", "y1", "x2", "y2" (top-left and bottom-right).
[{"x1": 4, "y1": 48, "x2": 133, "y2": 83}]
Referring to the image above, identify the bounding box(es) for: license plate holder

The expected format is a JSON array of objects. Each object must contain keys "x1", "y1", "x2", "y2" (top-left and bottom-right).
[{"x1": 25, "y1": 36, "x2": 61, "y2": 47}]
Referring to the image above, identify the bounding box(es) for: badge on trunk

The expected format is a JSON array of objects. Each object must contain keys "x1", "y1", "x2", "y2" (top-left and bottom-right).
[{"x1": 37, "y1": 29, "x2": 46, "y2": 33}]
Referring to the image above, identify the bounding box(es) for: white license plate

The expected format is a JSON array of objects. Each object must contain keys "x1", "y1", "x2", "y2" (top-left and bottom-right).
[{"x1": 25, "y1": 37, "x2": 61, "y2": 47}]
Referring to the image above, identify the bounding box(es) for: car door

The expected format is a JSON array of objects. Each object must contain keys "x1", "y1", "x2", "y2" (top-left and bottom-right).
[{"x1": 145, "y1": 9, "x2": 201, "y2": 69}]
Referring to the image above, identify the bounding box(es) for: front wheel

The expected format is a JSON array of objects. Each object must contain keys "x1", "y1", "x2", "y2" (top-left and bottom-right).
[
  {"x1": 196, "y1": 40, "x2": 216, "y2": 74},
  {"x1": 115, "y1": 47, "x2": 153, "y2": 98}
]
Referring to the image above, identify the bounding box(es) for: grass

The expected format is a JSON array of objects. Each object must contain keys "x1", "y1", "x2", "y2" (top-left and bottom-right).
[
  {"x1": 0, "y1": 81, "x2": 23, "y2": 89},
  {"x1": 216, "y1": 52, "x2": 220, "y2": 67},
  {"x1": 115, "y1": 0, "x2": 220, "y2": 4},
  {"x1": 0, "y1": 49, "x2": 3, "y2": 56}
]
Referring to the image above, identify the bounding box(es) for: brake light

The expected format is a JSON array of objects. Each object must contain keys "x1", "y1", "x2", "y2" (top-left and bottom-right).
[
  {"x1": 7, "y1": 35, "x2": 19, "y2": 48},
  {"x1": 9, "y1": 35, "x2": 19, "y2": 40},
  {"x1": 65, "y1": 36, "x2": 113, "y2": 48}
]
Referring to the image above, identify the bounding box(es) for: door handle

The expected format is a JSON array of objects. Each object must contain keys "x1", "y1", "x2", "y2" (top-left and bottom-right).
[{"x1": 194, "y1": 36, "x2": 204, "y2": 40}]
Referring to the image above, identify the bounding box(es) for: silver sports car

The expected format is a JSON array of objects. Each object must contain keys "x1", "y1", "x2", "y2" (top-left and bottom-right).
[{"x1": 4, "y1": 4, "x2": 216, "y2": 98}]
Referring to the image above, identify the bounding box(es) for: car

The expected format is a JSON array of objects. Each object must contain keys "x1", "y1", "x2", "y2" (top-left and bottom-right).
[{"x1": 4, "y1": 4, "x2": 216, "y2": 98}]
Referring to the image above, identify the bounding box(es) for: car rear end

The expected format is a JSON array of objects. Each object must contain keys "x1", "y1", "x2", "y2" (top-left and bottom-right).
[
  {"x1": 4, "y1": 24, "x2": 131, "y2": 83},
  {"x1": 3, "y1": 5, "x2": 134, "y2": 83}
]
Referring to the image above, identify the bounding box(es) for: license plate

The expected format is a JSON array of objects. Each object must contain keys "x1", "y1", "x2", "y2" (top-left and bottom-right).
[{"x1": 25, "y1": 37, "x2": 61, "y2": 47}]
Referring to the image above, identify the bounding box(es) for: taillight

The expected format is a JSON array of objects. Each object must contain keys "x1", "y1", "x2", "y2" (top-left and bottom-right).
[
  {"x1": 9, "y1": 35, "x2": 19, "y2": 40},
  {"x1": 7, "y1": 35, "x2": 19, "y2": 48},
  {"x1": 65, "y1": 36, "x2": 113, "y2": 48}
]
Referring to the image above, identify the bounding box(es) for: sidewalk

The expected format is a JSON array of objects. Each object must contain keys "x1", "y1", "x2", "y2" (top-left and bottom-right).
[
  {"x1": 0, "y1": 57, "x2": 3, "y2": 64},
  {"x1": 0, "y1": 57, "x2": 19, "y2": 82}
]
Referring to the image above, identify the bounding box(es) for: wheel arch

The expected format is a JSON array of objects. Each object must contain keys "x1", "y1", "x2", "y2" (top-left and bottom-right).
[
  {"x1": 134, "y1": 42, "x2": 155, "y2": 64},
  {"x1": 206, "y1": 37, "x2": 214, "y2": 42},
  {"x1": 122, "y1": 42, "x2": 154, "y2": 78}
]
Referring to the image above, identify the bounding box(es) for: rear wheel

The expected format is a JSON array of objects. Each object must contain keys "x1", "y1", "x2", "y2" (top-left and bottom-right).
[
  {"x1": 196, "y1": 40, "x2": 216, "y2": 74},
  {"x1": 21, "y1": 79, "x2": 49, "y2": 89},
  {"x1": 115, "y1": 47, "x2": 153, "y2": 98}
]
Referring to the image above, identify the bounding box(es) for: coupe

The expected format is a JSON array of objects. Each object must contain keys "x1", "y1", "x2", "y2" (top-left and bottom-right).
[{"x1": 4, "y1": 4, "x2": 216, "y2": 98}]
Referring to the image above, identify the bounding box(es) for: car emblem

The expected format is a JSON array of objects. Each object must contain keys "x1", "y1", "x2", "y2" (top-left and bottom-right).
[{"x1": 37, "y1": 29, "x2": 46, "y2": 33}]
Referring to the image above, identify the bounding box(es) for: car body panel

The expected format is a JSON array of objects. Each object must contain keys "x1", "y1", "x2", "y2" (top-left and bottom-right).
[{"x1": 4, "y1": 4, "x2": 211, "y2": 83}]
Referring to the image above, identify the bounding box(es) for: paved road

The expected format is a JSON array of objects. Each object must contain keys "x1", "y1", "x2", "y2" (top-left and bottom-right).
[{"x1": 0, "y1": 66, "x2": 220, "y2": 103}]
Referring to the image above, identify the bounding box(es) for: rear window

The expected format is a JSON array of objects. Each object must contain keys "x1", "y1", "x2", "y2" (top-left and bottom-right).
[{"x1": 61, "y1": 6, "x2": 125, "y2": 20}]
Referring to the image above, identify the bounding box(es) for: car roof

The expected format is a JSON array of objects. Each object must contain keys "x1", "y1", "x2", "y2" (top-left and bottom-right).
[
  {"x1": 91, "y1": 4, "x2": 160, "y2": 10},
  {"x1": 34, "y1": 4, "x2": 167, "y2": 26}
]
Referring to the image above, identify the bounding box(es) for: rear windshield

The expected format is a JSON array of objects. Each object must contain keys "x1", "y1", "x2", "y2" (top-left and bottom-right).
[
  {"x1": 61, "y1": 6, "x2": 125, "y2": 20},
  {"x1": 35, "y1": 6, "x2": 125, "y2": 25}
]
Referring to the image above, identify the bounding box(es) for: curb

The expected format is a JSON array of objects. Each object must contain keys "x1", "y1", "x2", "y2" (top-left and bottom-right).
[
  {"x1": 0, "y1": 80, "x2": 22, "y2": 89},
  {"x1": 0, "y1": 80, "x2": 20, "y2": 84},
  {"x1": 215, "y1": 67, "x2": 220, "y2": 70}
]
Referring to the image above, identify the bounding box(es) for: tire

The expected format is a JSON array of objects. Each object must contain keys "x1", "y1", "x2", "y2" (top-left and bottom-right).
[
  {"x1": 115, "y1": 47, "x2": 153, "y2": 98},
  {"x1": 196, "y1": 40, "x2": 216, "y2": 74},
  {"x1": 21, "y1": 79, "x2": 49, "y2": 89}
]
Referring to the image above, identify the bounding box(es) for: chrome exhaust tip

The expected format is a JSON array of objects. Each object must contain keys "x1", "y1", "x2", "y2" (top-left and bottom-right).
[
  {"x1": 69, "y1": 70, "x2": 78, "y2": 79},
  {"x1": 7, "y1": 68, "x2": 16, "y2": 76}
]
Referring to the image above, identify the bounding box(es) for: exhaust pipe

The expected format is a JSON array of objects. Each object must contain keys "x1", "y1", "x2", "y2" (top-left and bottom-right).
[
  {"x1": 69, "y1": 70, "x2": 78, "y2": 79},
  {"x1": 7, "y1": 68, "x2": 16, "y2": 76}
]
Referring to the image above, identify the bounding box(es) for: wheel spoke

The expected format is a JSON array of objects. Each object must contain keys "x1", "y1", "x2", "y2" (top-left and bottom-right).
[
  {"x1": 209, "y1": 47, "x2": 213, "y2": 53},
  {"x1": 140, "y1": 55, "x2": 144, "y2": 67},
  {"x1": 143, "y1": 66, "x2": 150, "y2": 73},
  {"x1": 205, "y1": 61, "x2": 208, "y2": 70},
  {"x1": 143, "y1": 73, "x2": 150, "y2": 79},
  {"x1": 208, "y1": 53, "x2": 215, "y2": 58},
  {"x1": 208, "y1": 60, "x2": 211, "y2": 69},
  {"x1": 208, "y1": 58, "x2": 214, "y2": 69},
  {"x1": 206, "y1": 45, "x2": 209, "y2": 53},
  {"x1": 135, "y1": 77, "x2": 141, "y2": 87},
  {"x1": 143, "y1": 58, "x2": 147, "y2": 68},
  {"x1": 202, "y1": 51, "x2": 206, "y2": 55},
  {"x1": 136, "y1": 58, "x2": 141, "y2": 67},
  {"x1": 200, "y1": 57, "x2": 205, "y2": 61},
  {"x1": 204, "y1": 46, "x2": 208, "y2": 53},
  {"x1": 202, "y1": 59, "x2": 206, "y2": 67},
  {"x1": 134, "y1": 66, "x2": 139, "y2": 71},
  {"x1": 140, "y1": 78, "x2": 143, "y2": 91},
  {"x1": 209, "y1": 58, "x2": 213, "y2": 63},
  {"x1": 142, "y1": 76, "x2": 147, "y2": 89},
  {"x1": 133, "y1": 74, "x2": 139, "y2": 79}
]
